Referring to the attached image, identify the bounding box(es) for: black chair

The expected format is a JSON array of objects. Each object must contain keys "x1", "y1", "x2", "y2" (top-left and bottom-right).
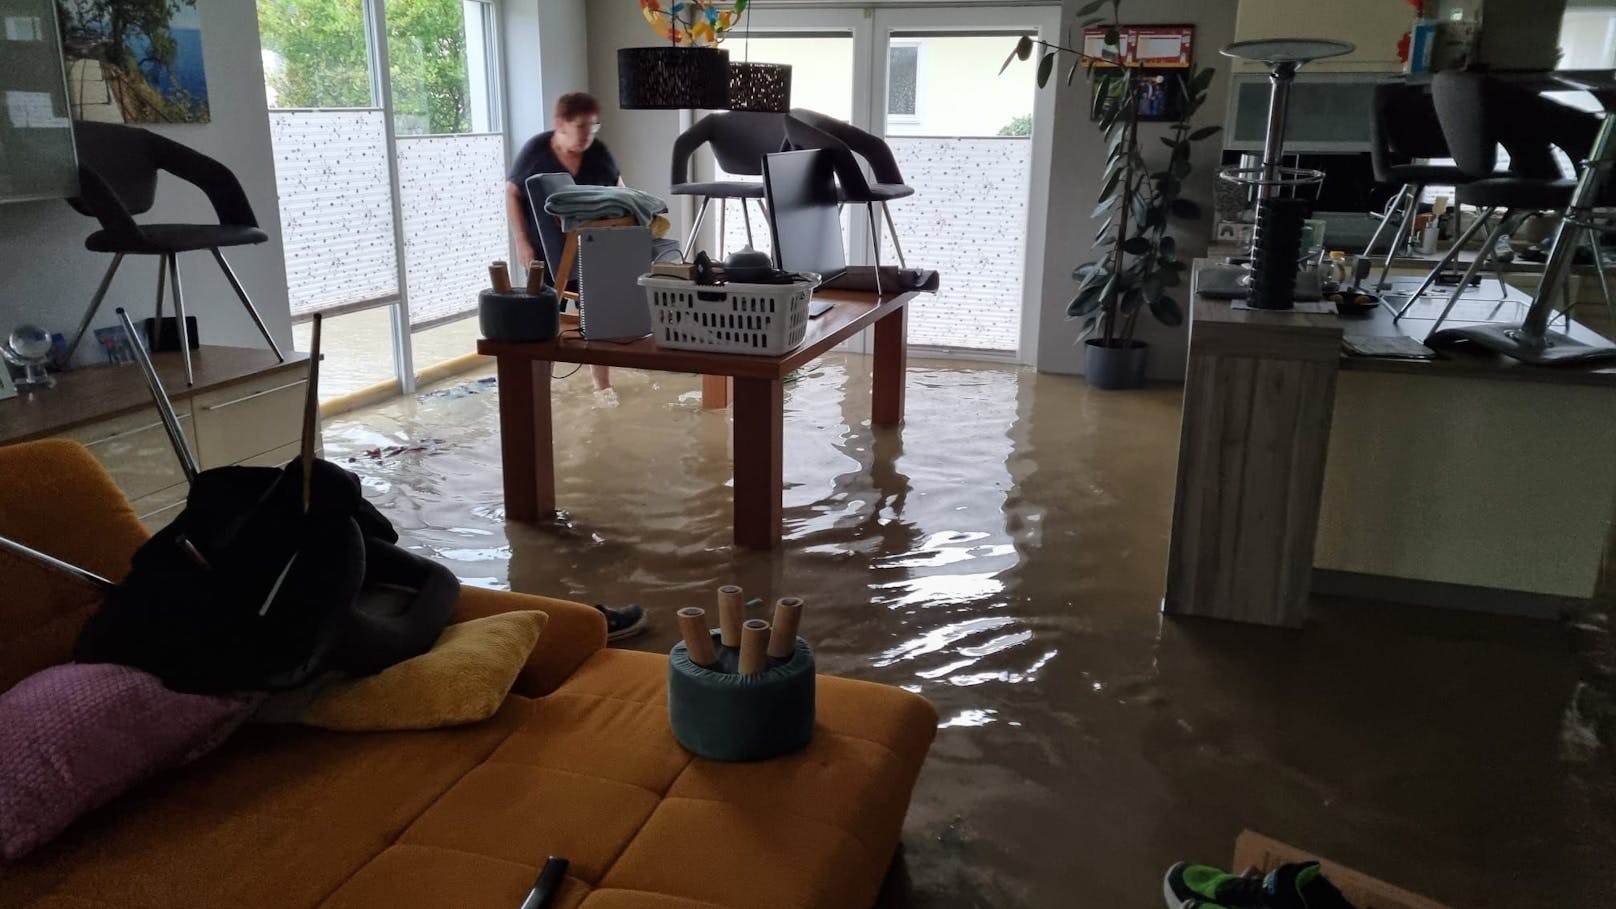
[
  {"x1": 1418, "y1": 71, "x2": 1611, "y2": 337},
  {"x1": 783, "y1": 109, "x2": 916, "y2": 270},
  {"x1": 65, "y1": 121, "x2": 284, "y2": 385},
  {"x1": 669, "y1": 111, "x2": 789, "y2": 259},
  {"x1": 1363, "y1": 82, "x2": 1477, "y2": 292},
  {"x1": 523, "y1": 171, "x2": 578, "y2": 292}
]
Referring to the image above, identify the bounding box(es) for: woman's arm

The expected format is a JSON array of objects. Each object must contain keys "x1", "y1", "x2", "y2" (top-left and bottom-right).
[{"x1": 505, "y1": 181, "x2": 538, "y2": 267}]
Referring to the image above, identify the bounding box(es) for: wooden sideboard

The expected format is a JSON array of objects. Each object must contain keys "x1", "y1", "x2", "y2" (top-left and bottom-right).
[{"x1": 0, "y1": 346, "x2": 315, "y2": 530}]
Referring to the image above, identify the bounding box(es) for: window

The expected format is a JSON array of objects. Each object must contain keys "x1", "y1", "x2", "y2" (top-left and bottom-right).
[{"x1": 887, "y1": 41, "x2": 920, "y2": 121}]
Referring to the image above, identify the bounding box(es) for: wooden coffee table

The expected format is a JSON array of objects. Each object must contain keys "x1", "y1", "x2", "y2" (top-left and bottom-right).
[{"x1": 477, "y1": 289, "x2": 919, "y2": 549}]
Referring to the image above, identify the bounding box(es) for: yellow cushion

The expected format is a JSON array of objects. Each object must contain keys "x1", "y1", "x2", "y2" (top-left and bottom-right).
[{"x1": 300, "y1": 611, "x2": 548, "y2": 731}]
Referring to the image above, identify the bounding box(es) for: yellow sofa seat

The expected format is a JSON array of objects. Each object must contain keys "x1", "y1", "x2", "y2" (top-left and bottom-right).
[{"x1": 0, "y1": 441, "x2": 936, "y2": 909}]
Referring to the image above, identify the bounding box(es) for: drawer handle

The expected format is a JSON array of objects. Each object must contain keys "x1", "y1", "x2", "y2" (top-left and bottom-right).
[
  {"x1": 86, "y1": 415, "x2": 191, "y2": 446},
  {"x1": 203, "y1": 380, "x2": 308, "y2": 411}
]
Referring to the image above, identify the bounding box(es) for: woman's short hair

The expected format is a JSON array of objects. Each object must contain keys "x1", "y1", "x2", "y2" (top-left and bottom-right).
[{"x1": 555, "y1": 92, "x2": 600, "y2": 122}]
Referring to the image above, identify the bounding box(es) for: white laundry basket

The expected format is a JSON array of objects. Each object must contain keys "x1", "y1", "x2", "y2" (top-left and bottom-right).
[{"x1": 639, "y1": 274, "x2": 815, "y2": 356}]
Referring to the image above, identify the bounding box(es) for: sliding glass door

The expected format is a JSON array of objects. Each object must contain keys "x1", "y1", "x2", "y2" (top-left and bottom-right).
[
  {"x1": 706, "y1": 6, "x2": 1057, "y2": 363},
  {"x1": 258, "y1": 0, "x2": 504, "y2": 402}
]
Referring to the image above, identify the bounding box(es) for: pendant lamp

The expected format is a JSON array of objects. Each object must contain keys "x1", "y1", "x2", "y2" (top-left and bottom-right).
[
  {"x1": 619, "y1": 45, "x2": 731, "y2": 110},
  {"x1": 727, "y1": 60, "x2": 791, "y2": 113}
]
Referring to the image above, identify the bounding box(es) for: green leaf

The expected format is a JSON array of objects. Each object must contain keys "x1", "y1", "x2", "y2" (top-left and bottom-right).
[
  {"x1": 1094, "y1": 216, "x2": 1114, "y2": 242},
  {"x1": 1143, "y1": 206, "x2": 1165, "y2": 229},
  {"x1": 1170, "y1": 158, "x2": 1192, "y2": 180},
  {"x1": 1037, "y1": 52, "x2": 1055, "y2": 88},
  {"x1": 1091, "y1": 196, "x2": 1117, "y2": 219},
  {"x1": 1191, "y1": 66, "x2": 1215, "y2": 94},
  {"x1": 1169, "y1": 197, "x2": 1203, "y2": 219},
  {"x1": 1189, "y1": 125, "x2": 1222, "y2": 141},
  {"x1": 1015, "y1": 34, "x2": 1034, "y2": 60},
  {"x1": 1099, "y1": 165, "x2": 1122, "y2": 203},
  {"x1": 1075, "y1": 0, "x2": 1108, "y2": 16},
  {"x1": 1159, "y1": 235, "x2": 1178, "y2": 260},
  {"x1": 1068, "y1": 286, "x2": 1106, "y2": 317},
  {"x1": 1160, "y1": 136, "x2": 1177, "y2": 148},
  {"x1": 1150, "y1": 293, "x2": 1184, "y2": 327},
  {"x1": 734, "y1": 0, "x2": 748, "y2": 13},
  {"x1": 1080, "y1": 16, "x2": 1106, "y2": 27},
  {"x1": 1066, "y1": 58, "x2": 1083, "y2": 86},
  {"x1": 1079, "y1": 315, "x2": 1100, "y2": 338},
  {"x1": 1122, "y1": 235, "x2": 1151, "y2": 255}
]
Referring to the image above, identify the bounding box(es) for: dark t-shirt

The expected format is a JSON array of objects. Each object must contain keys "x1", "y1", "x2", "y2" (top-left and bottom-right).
[{"x1": 508, "y1": 131, "x2": 621, "y2": 256}]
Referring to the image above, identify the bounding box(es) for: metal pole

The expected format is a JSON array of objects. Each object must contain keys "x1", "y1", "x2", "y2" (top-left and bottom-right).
[
  {"x1": 0, "y1": 534, "x2": 116, "y2": 593},
  {"x1": 1257, "y1": 62, "x2": 1298, "y2": 203},
  {"x1": 116, "y1": 307, "x2": 200, "y2": 483}
]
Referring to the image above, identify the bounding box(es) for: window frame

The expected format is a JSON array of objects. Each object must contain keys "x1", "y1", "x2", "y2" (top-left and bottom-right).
[{"x1": 885, "y1": 38, "x2": 924, "y2": 125}]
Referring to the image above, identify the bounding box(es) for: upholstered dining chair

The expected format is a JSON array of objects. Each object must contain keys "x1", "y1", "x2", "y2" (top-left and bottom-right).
[
  {"x1": 669, "y1": 111, "x2": 790, "y2": 259},
  {"x1": 782, "y1": 108, "x2": 916, "y2": 270},
  {"x1": 65, "y1": 121, "x2": 284, "y2": 386}
]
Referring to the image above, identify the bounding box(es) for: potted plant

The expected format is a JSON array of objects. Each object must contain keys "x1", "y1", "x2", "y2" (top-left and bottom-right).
[{"x1": 1005, "y1": 1, "x2": 1219, "y2": 389}]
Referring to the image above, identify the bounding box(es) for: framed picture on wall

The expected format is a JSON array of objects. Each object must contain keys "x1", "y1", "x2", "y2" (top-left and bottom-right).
[{"x1": 1084, "y1": 24, "x2": 1195, "y2": 124}]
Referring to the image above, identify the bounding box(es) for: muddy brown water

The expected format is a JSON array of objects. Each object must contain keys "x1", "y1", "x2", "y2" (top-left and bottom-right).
[{"x1": 325, "y1": 354, "x2": 1615, "y2": 908}]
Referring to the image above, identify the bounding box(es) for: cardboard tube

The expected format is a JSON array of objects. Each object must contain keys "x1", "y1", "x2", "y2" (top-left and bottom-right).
[
  {"x1": 489, "y1": 260, "x2": 512, "y2": 293},
  {"x1": 738, "y1": 619, "x2": 770, "y2": 675},
  {"x1": 717, "y1": 585, "x2": 744, "y2": 647},
  {"x1": 526, "y1": 260, "x2": 546, "y2": 295},
  {"x1": 677, "y1": 607, "x2": 717, "y2": 667},
  {"x1": 767, "y1": 596, "x2": 803, "y2": 659}
]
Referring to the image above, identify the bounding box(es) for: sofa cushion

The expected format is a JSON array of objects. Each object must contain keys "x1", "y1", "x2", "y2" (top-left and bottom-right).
[
  {"x1": 0, "y1": 699, "x2": 535, "y2": 909},
  {"x1": 0, "y1": 441, "x2": 150, "y2": 694},
  {"x1": 322, "y1": 649, "x2": 937, "y2": 909},
  {"x1": 297, "y1": 610, "x2": 547, "y2": 731},
  {"x1": 0, "y1": 664, "x2": 251, "y2": 859}
]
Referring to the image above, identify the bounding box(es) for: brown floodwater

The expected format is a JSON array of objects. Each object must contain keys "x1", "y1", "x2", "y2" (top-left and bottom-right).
[{"x1": 323, "y1": 354, "x2": 1615, "y2": 909}]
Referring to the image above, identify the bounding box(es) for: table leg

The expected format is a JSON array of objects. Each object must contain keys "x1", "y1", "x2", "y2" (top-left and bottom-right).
[
  {"x1": 732, "y1": 377, "x2": 783, "y2": 549},
  {"x1": 872, "y1": 305, "x2": 907, "y2": 426},
  {"x1": 496, "y1": 357, "x2": 554, "y2": 521},
  {"x1": 701, "y1": 374, "x2": 731, "y2": 409}
]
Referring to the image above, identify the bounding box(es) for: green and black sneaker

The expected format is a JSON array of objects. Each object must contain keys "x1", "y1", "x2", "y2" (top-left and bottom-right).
[
  {"x1": 1163, "y1": 863, "x2": 1266, "y2": 908},
  {"x1": 1164, "y1": 861, "x2": 1358, "y2": 909},
  {"x1": 1262, "y1": 862, "x2": 1356, "y2": 909}
]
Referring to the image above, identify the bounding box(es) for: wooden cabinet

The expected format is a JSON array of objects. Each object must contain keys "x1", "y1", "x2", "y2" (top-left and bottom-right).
[
  {"x1": 0, "y1": 347, "x2": 315, "y2": 531},
  {"x1": 1233, "y1": 0, "x2": 1412, "y2": 73}
]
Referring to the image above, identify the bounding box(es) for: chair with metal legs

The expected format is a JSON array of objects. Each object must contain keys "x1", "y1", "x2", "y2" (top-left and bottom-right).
[
  {"x1": 670, "y1": 111, "x2": 789, "y2": 260},
  {"x1": 783, "y1": 109, "x2": 916, "y2": 273},
  {"x1": 1421, "y1": 71, "x2": 1614, "y2": 344},
  {"x1": 1362, "y1": 82, "x2": 1479, "y2": 297},
  {"x1": 63, "y1": 122, "x2": 284, "y2": 385}
]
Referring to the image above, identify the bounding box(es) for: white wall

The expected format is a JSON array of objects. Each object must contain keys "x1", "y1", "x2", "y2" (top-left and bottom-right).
[
  {"x1": 503, "y1": 0, "x2": 590, "y2": 149},
  {"x1": 1035, "y1": 0, "x2": 1239, "y2": 380},
  {"x1": 0, "y1": 0, "x2": 292, "y2": 364},
  {"x1": 584, "y1": 3, "x2": 694, "y2": 239}
]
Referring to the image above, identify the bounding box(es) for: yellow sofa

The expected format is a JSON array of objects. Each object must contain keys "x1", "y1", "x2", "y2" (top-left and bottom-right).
[{"x1": 0, "y1": 440, "x2": 937, "y2": 909}]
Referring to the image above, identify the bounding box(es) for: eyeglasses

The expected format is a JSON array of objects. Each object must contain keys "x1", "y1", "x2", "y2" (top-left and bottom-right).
[{"x1": 566, "y1": 121, "x2": 602, "y2": 135}]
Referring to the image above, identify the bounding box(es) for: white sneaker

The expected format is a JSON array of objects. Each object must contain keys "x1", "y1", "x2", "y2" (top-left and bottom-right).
[{"x1": 593, "y1": 386, "x2": 620, "y2": 408}]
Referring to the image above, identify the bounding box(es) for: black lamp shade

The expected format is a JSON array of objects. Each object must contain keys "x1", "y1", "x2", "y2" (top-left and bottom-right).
[
  {"x1": 728, "y1": 61, "x2": 792, "y2": 113},
  {"x1": 618, "y1": 46, "x2": 731, "y2": 110}
]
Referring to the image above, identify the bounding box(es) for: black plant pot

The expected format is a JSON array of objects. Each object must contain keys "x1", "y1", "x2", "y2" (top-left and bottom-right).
[{"x1": 1083, "y1": 339, "x2": 1149, "y2": 390}]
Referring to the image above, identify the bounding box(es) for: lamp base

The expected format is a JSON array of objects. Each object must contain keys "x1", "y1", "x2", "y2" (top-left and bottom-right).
[{"x1": 1426, "y1": 323, "x2": 1616, "y2": 365}]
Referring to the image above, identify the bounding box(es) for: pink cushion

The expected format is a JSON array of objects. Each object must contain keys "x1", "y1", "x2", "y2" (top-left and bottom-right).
[{"x1": 0, "y1": 663, "x2": 251, "y2": 859}]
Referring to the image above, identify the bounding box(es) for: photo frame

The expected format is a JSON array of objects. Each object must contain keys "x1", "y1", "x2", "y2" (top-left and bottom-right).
[
  {"x1": 93, "y1": 325, "x2": 135, "y2": 365},
  {"x1": 1083, "y1": 24, "x2": 1195, "y2": 124},
  {"x1": 0, "y1": 362, "x2": 16, "y2": 402}
]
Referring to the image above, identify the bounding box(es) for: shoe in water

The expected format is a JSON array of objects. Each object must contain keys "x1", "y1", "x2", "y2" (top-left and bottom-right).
[
  {"x1": 594, "y1": 386, "x2": 620, "y2": 408},
  {"x1": 595, "y1": 603, "x2": 647, "y2": 641}
]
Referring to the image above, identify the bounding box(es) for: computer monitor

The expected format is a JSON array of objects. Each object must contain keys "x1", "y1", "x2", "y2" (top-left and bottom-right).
[{"x1": 761, "y1": 148, "x2": 846, "y2": 283}]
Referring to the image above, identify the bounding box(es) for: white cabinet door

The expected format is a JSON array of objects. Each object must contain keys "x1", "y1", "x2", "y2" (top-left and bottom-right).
[{"x1": 1234, "y1": 0, "x2": 1411, "y2": 73}]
